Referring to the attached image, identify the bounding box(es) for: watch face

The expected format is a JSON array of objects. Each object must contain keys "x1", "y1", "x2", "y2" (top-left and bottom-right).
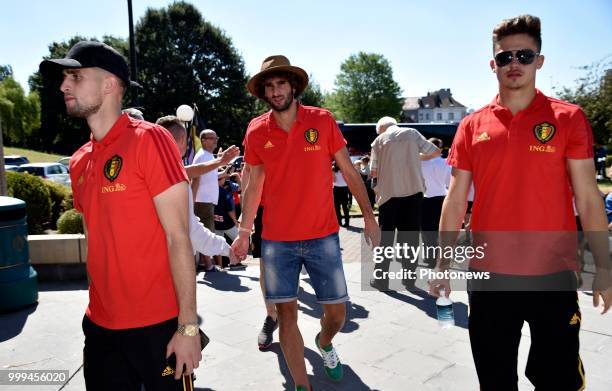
[{"x1": 185, "y1": 325, "x2": 198, "y2": 336}]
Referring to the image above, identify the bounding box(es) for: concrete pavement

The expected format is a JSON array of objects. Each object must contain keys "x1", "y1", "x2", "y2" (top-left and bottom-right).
[{"x1": 1, "y1": 218, "x2": 611, "y2": 390}]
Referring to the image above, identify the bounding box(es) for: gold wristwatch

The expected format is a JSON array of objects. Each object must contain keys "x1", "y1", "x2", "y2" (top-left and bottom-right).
[{"x1": 177, "y1": 323, "x2": 199, "y2": 337}]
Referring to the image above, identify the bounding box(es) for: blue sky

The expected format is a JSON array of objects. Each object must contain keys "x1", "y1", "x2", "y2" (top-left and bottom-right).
[{"x1": 1, "y1": 0, "x2": 611, "y2": 110}]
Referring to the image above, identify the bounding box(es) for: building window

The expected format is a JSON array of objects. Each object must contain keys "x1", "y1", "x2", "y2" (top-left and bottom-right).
[
  {"x1": 426, "y1": 113, "x2": 431, "y2": 121},
  {"x1": 436, "y1": 113, "x2": 442, "y2": 120},
  {"x1": 448, "y1": 112, "x2": 454, "y2": 121},
  {"x1": 419, "y1": 113, "x2": 423, "y2": 121}
]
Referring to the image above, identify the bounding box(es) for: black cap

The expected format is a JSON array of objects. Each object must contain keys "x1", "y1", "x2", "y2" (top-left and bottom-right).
[{"x1": 39, "y1": 41, "x2": 141, "y2": 88}]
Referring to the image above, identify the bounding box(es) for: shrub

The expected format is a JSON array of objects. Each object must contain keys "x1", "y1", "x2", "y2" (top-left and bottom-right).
[
  {"x1": 45, "y1": 181, "x2": 71, "y2": 230},
  {"x1": 6, "y1": 171, "x2": 52, "y2": 234},
  {"x1": 57, "y1": 209, "x2": 84, "y2": 234}
]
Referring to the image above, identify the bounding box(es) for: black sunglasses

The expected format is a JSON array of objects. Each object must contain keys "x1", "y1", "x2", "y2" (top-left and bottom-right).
[{"x1": 494, "y1": 49, "x2": 539, "y2": 67}]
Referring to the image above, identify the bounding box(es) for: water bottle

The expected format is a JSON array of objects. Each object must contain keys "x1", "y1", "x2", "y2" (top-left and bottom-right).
[{"x1": 436, "y1": 288, "x2": 455, "y2": 328}]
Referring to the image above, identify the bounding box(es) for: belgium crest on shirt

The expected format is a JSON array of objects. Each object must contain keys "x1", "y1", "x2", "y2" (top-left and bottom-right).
[
  {"x1": 304, "y1": 128, "x2": 319, "y2": 145},
  {"x1": 104, "y1": 155, "x2": 123, "y2": 182},
  {"x1": 533, "y1": 122, "x2": 556, "y2": 144}
]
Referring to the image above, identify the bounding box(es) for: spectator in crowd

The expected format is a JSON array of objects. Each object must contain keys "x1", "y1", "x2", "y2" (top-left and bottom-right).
[
  {"x1": 156, "y1": 115, "x2": 237, "y2": 268},
  {"x1": 370, "y1": 116, "x2": 440, "y2": 291},
  {"x1": 333, "y1": 162, "x2": 351, "y2": 227},
  {"x1": 420, "y1": 138, "x2": 451, "y2": 268},
  {"x1": 213, "y1": 172, "x2": 245, "y2": 269},
  {"x1": 191, "y1": 130, "x2": 240, "y2": 272},
  {"x1": 359, "y1": 155, "x2": 376, "y2": 208}
]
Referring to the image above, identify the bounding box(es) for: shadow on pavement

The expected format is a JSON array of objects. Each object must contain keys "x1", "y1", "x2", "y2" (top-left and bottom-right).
[
  {"x1": 0, "y1": 302, "x2": 38, "y2": 342},
  {"x1": 38, "y1": 280, "x2": 88, "y2": 292},
  {"x1": 197, "y1": 271, "x2": 254, "y2": 293},
  {"x1": 383, "y1": 288, "x2": 468, "y2": 329},
  {"x1": 297, "y1": 279, "x2": 369, "y2": 334},
  {"x1": 266, "y1": 343, "x2": 378, "y2": 390}
]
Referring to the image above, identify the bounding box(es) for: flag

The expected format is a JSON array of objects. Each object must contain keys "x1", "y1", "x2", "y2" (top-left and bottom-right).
[{"x1": 184, "y1": 104, "x2": 205, "y2": 165}]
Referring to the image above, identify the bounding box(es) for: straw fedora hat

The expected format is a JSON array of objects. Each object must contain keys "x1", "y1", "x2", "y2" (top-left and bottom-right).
[{"x1": 247, "y1": 55, "x2": 309, "y2": 99}]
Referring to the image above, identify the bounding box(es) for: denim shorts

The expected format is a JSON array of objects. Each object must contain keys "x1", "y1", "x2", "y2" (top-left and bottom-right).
[{"x1": 261, "y1": 232, "x2": 349, "y2": 304}]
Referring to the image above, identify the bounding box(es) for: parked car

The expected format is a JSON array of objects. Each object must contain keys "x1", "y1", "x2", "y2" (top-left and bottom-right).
[
  {"x1": 3, "y1": 164, "x2": 20, "y2": 172},
  {"x1": 4, "y1": 155, "x2": 30, "y2": 166},
  {"x1": 57, "y1": 157, "x2": 71, "y2": 172},
  {"x1": 17, "y1": 163, "x2": 71, "y2": 187}
]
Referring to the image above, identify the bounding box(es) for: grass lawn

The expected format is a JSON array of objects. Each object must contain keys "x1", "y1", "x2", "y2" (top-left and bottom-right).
[{"x1": 3, "y1": 147, "x2": 66, "y2": 163}]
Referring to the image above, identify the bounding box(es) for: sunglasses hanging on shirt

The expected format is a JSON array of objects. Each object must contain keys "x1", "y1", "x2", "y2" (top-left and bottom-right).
[{"x1": 494, "y1": 49, "x2": 539, "y2": 67}]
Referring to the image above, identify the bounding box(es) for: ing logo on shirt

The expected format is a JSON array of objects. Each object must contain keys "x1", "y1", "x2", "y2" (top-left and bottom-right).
[
  {"x1": 304, "y1": 128, "x2": 319, "y2": 145},
  {"x1": 533, "y1": 122, "x2": 556, "y2": 144},
  {"x1": 103, "y1": 155, "x2": 123, "y2": 182}
]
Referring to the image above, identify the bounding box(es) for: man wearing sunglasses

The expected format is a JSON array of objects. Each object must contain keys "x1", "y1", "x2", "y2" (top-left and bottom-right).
[{"x1": 430, "y1": 15, "x2": 611, "y2": 390}]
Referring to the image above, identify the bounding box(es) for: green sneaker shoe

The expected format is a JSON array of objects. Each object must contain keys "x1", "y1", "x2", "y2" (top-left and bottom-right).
[
  {"x1": 315, "y1": 333, "x2": 343, "y2": 381},
  {"x1": 295, "y1": 386, "x2": 311, "y2": 391}
]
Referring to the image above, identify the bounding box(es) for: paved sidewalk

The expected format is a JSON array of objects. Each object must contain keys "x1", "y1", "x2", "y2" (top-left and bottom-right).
[{"x1": 1, "y1": 218, "x2": 611, "y2": 390}]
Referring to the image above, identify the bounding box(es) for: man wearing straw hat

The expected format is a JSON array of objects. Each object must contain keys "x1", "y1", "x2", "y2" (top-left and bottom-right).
[{"x1": 232, "y1": 55, "x2": 380, "y2": 391}]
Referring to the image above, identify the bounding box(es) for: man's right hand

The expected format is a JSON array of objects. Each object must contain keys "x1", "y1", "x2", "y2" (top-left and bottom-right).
[
  {"x1": 231, "y1": 232, "x2": 250, "y2": 259},
  {"x1": 428, "y1": 265, "x2": 451, "y2": 298},
  {"x1": 218, "y1": 145, "x2": 240, "y2": 165}
]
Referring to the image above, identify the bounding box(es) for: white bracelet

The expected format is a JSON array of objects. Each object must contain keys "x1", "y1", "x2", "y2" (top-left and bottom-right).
[{"x1": 238, "y1": 226, "x2": 252, "y2": 234}]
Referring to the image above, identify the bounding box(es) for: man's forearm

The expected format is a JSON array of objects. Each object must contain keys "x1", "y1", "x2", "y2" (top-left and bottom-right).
[
  {"x1": 185, "y1": 158, "x2": 224, "y2": 179},
  {"x1": 344, "y1": 168, "x2": 375, "y2": 221},
  {"x1": 238, "y1": 179, "x2": 263, "y2": 231},
  {"x1": 437, "y1": 196, "x2": 468, "y2": 269},
  {"x1": 577, "y1": 197, "x2": 611, "y2": 271},
  {"x1": 168, "y1": 234, "x2": 198, "y2": 324}
]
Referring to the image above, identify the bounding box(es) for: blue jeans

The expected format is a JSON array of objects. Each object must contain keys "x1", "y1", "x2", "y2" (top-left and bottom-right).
[{"x1": 261, "y1": 232, "x2": 349, "y2": 304}]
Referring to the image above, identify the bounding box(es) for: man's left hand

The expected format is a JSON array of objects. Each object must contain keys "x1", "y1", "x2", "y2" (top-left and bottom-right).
[
  {"x1": 363, "y1": 217, "x2": 381, "y2": 248},
  {"x1": 593, "y1": 270, "x2": 612, "y2": 315},
  {"x1": 166, "y1": 332, "x2": 202, "y2": 380}
]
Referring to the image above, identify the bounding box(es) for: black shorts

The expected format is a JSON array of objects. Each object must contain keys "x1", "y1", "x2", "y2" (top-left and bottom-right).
[
  {"x1": 468, "y1": 290, "x2": 584, "y2": 391},
  {"x1": 82, "y1": 315, "x2": 194, "y2": 391},
  {"x1": 251, "y1": 206, "x2": 264, "y2": 258}
]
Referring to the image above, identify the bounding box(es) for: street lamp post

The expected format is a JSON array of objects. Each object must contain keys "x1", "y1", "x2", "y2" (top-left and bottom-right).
[
  {"x1": 0, "y1": 118, "x2": 6, "y2": 196},
  {"x1": 127, "y1": 0, "x2": 139, "y2": 107}
]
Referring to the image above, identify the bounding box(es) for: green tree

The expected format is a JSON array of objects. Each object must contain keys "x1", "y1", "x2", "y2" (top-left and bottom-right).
[
  {"x1": 135, "y1": 1, "x2": 255, "y2": 146},
  {"x1": 0, "y1": 65, "x2": 12, "y2": 81},
  {"x1": 29, "y1": 35, "x2": 129, "y2": 154},
  {"x1": 555, "y1": 57, "x2": 612, "y2": 146},
  {"x1": 300, "y1": 75, "x2": 324, "y2": 108},
  {"x1": 326, "y1": 52, "x2": 402, "y2": 123},
  {"x1": 0, "y1": 77, "x2": 41, "y2": 146}
]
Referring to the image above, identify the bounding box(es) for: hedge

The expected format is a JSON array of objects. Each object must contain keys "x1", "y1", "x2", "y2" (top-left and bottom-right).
[
  {"x1": 6, "y1": 171, "x2": 52, "y2": 234},
  {"x1": 57, "y1": 209, "x2": 84, "y2": 234}
]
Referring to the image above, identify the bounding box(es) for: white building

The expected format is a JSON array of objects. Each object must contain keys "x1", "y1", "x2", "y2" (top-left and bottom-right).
[{"x1": 401, "y1": 89, "x2": 467, "y2": 124}]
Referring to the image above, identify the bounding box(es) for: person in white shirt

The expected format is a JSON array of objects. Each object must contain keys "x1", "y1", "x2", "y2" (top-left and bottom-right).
[
  {"x1": 190, "y1": 129, "x2": 240, "y2": 271},
  {"x1": 332, "y1": 162, "x2": 351, "y2": 227},
  {"x1": 156, "y1": 116, "x2": 239, "y2": 266},
  {"x1": 420, "y1": 138, "x2": 451, "y2": 268}
]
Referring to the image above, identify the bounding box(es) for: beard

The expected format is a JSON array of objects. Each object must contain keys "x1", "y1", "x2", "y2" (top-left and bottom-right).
[
  {"x1": 265, "y1": 91, "x2": 294, "y2": 112},
  {"x1": 66, "y1": 97, "x2": 103, "y2": 118}
]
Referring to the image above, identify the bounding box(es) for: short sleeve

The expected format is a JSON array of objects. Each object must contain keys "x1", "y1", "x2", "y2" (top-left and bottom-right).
[
  {"x1": 243, "y1": 129, "x2": 263, "y2": 166},
  {"x1": 370, "y1": 138, "x2": 379, "y2": 170},
  {"x1": 415, "y1": 130, "x2": 438, "y2": 154},
  {"x1": 139, "y1": 126, "x2": 188, "y2": 197},
  {"x1": 447, "y1": 117, "x2": 473, "y2": 172},
  {"x1": 565, "y1": 109, "x2": 594, "y2": 160},
  {"x1": 327, "y1": 113, "x2": 347, "y2": 156}
]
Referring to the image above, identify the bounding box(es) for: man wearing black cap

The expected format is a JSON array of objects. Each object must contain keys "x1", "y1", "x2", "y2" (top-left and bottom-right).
[
  {"x1": 40, "y1": 41, "x2": 201, "y2": 390},
  {"x1": 232, "y1": 55, "x2": 380, "y2": 391}
]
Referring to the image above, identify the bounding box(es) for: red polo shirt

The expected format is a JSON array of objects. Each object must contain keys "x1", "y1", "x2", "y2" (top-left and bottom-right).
[
  {"x1": 244, "y1": 104, "x2": 346, "y2": 241},
  {"x1": 70, "y1": 114, "x2": 188, "y2": 329},
  {"x1": 448, "y1": 90, "x2": 593, "y2": 274}
]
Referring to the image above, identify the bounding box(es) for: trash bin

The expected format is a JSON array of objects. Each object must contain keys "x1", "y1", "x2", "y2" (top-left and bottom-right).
[{"x1": 0, "y1": 196, "x2": 38, "y2": 312}]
